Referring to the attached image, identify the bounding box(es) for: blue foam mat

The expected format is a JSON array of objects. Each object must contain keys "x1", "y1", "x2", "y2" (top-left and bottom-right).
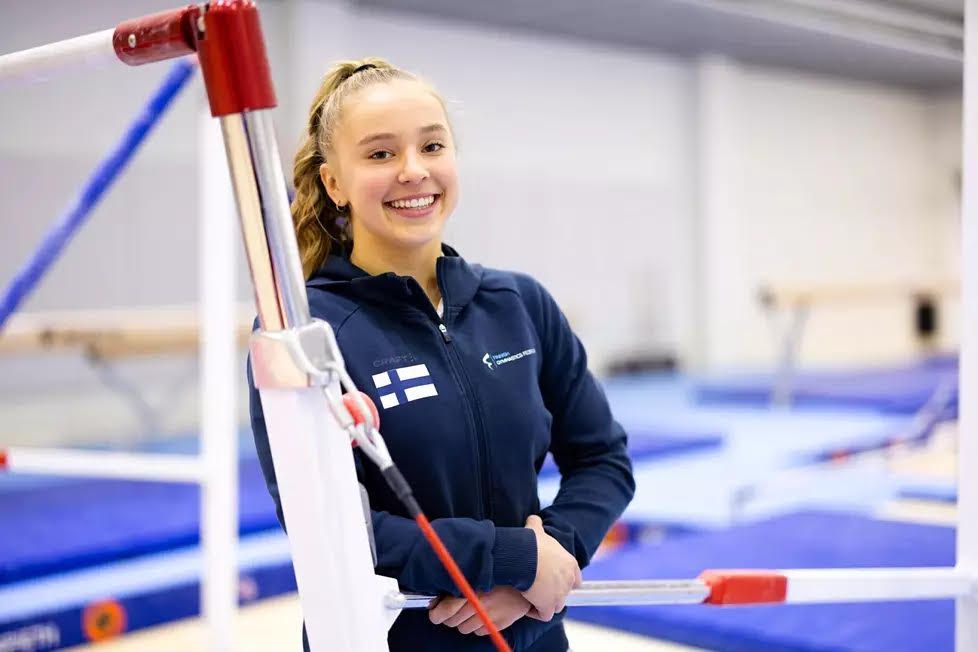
[
  {"x1": 0, "y1": 424, "x2": 718, "y2": 589},
  {"x1": 0, "y1": 457, "x2": 280, "y2": 588},
  {"x1": 899, "y1": 482, "x2": 958, "y2": 504},
  {"x1": 538, "y1": 429, "x2": 722, "y2": 479},
  {"x1": 543, "y1": 375, "x2": 911, "y2": 529},
  {"x1": 695, "y1": 357, "x2": 959, "y2": 417},
  {"x1": 574, "y1": 511, "x2": 954, "y2": 652},
  {"x1": 0, "y1": 531, "x2": 296, "y2": 649}
]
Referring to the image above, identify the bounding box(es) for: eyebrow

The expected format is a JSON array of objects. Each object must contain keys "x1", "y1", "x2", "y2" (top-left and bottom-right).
[{"x1": 356, "y1": 123, "x2": 448, "y2": 147}]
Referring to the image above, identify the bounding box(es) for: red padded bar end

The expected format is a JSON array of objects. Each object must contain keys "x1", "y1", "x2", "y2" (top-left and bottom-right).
[
  {"x1": 342, "y1": 391, "x2": 380, "y2": 448},
  {"x1": 699, "y1": 570, "x2": 787, "y2": 605},
  {"x1": 197, "y1": 0, "x2": 277, "y2": 116},
  {"x1": 113, "y1": 6, "x2": 200, "y2": 66},
  {"x1": 0, "y1": 450, "x2": 7, "y2": 470}
]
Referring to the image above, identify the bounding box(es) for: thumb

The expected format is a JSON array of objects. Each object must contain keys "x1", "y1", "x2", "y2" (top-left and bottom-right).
[{"x1": 524, "y1": 514, "x2": 543, "y2": 530}]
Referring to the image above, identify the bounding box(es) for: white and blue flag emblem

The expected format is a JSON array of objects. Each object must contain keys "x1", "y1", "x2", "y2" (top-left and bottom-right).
[{"x1": 372, "y1": 363, "x2": 438, "y2": 409}]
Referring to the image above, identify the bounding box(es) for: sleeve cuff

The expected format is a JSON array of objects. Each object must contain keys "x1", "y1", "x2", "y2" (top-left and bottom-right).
[{"x1": 492, "y1": 526, "x2": 538, "y2": 590}]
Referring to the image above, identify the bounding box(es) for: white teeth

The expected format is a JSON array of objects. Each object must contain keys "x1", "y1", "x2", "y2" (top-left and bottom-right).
[{"x1": 389, "y1": 195, "x2": 435, "y2": 209}]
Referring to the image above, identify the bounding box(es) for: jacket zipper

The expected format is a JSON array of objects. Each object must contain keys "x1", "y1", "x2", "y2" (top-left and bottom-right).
[
  {"x1": 431, "y1": 263, "x2": 493, "y2": 521},
  {"x1": 437, "y1": 323, "x2": 452, "y2": 342},
  {"x1": 436, "y1": 319, "x2": 494, "y2": 521}
]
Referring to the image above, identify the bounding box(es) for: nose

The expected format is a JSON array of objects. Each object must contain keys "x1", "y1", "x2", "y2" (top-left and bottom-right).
[{"x1": 397, "y1": 151, "x2": 429, "y2": 185}]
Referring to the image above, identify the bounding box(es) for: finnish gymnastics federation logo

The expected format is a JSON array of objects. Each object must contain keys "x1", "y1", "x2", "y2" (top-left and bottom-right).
[
  {"x1": 372, "y1": 363, "x2": 438, "y2": 409},
  {"x1": 482, "y1": 348, "x2": 537, "y2": 371}
]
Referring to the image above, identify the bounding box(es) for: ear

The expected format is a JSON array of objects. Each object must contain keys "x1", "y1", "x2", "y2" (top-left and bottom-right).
[{"x1": 319, "y1": 162, "x2": 347, "y2": 208}]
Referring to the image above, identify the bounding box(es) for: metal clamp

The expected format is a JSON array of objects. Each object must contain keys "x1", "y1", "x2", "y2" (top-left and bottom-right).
[
  {"x1": 249, "y1": 318, "x2": 394, "y2": 471},
  {"x1": 249, "y1": 319, "x2": 343, "y2": 389}
]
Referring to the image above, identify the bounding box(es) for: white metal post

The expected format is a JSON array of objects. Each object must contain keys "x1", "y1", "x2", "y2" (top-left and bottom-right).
[
  {"x1": 959, "y1": 2, "x2": 978, "y2": 649},
  {"x1": 219, "y1": 102, "x2": 391, "y2": 648},
  {"x1": 199, "y1": 107, "x2": 238, "y2": 651},
  {"x1": 257, "y1": 387, "x2": 391, "y2": 652}
]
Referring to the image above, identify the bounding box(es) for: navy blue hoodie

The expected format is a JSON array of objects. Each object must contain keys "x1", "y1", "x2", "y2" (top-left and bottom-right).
[{"x1": 248, "y1": 245, "x2": 635, "y2": 651}]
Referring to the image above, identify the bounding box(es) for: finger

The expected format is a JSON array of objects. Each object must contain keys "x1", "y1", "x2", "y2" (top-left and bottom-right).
[
  {"x1": 574, "y1": 566, "x2": 584, "y2": 588},
  {"x1": 443, "y1": 602, "x2": 477, "y2": 628},
  {"x1": 524, "y1": 514, "x2": 542, "y2": 529},
  {"x1": 456, "y1": 613, "x2": 485, "y2": 635},
  {"x1": 495, "y1": 607, "x2": 528, "y2": 631},
  {"x1": 529, "y1": 605, "x2": 554, "y2": 622},
  {"x1": 429, "y1": 597, "x2": 467, "y2": 625},
  {"x1": 473, "y1": 610, "x2": 521, "y2": 635}
]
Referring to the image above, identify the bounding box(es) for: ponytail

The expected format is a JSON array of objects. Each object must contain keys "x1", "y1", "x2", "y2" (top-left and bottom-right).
[{"x1": 292, "y1": 58, "x2": 411, "y2": 277}]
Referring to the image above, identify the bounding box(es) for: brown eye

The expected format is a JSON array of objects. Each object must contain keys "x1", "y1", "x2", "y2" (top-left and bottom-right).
[
  {"x1": 370, "y1": 150, "x2": 393, "y2": 160},
  {"x1": 423, "y1": 142, "x2": 445, "y2": 153}
]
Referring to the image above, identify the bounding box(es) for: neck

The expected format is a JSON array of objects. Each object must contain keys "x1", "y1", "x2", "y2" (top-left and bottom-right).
[{"x1": 350, "y1": 235, "x2": 442, "y2": 307}]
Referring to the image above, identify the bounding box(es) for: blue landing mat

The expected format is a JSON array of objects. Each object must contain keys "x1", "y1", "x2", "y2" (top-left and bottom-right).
[
  {"x1": 0, "y1": 531, "x2": 296, "y2": 650},
  {"x1": 0, "y1": 458, "x2": 280, "y2": 588},
  {"x1": 0, "y1": 426, "x2": 718, "y2": 589},
  {"x1": 694, "y1": 358, "x2": 958, "y2": 417},
  {"x1": 899, "y1": 482, "x2": 958, "y2": 504},
  {"x1": 538, "y1": 429, "x2": 722, "y2": 479},
  {"x1": 544, "y1": 375, "x2": 912, "y2": 529},
  {"x1": 574, "y1": 511, "x2": 954, "y2": 652}
]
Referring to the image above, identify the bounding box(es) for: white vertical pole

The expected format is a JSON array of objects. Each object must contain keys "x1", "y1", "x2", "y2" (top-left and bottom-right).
[
  {"x1": 257, "y1": 388, "x2": 391, "y2": 652},
  {"x1": 958, "y1": 2, "x2": 978, "y2": 649},
  {"x1": 199, "y1": 106, "x2": 238, "y2": 651}
]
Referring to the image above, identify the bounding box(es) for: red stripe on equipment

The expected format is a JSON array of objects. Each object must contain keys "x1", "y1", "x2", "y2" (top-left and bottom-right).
[
  {"x1": 196, "y1": 0, "x2": 277, "y2": 116},
  {"x1": 0, "y1": 450, "x2": 7, "y2": 469},
  {"x1": 113, "y1": 6, "x2": 201, "y2": 66},
  {"x1": 699, "y1": 570, "x2": 787, "y2": 605}
]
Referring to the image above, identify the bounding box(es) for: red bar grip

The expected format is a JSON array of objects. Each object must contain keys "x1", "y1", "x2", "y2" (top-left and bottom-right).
[
  {"x1": 0, "y1": 450, "x2": 7, "y2": 470},
  {"x1": 113, "y1": 6, "x2": 201, "y2": 66},
  {"x1": 196, "y1": 0, "x2": 277, "y2": 116},
  {"x1": 699, "y1": 570, "x2": 788, "y2": 605}
]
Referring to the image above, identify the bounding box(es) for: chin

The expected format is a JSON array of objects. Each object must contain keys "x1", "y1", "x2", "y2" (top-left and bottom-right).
[{"x1": 392, "y1": 233, "x2": 442, "y2": 252}]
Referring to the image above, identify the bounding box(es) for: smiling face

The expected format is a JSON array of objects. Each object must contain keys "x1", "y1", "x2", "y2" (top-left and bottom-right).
[{"x1": 320, "y1": 78, "x2": 459, "y2": 260}]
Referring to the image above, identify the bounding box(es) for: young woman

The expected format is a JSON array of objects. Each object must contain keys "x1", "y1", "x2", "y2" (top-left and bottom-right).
[{"x1": 248, "y1": 58, "x2": 635, "y2": 652}]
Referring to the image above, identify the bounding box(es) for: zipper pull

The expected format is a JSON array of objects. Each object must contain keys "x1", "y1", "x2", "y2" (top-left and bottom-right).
[{"x1": 438, "y1": 323, "x2": 452, "y2": 343}]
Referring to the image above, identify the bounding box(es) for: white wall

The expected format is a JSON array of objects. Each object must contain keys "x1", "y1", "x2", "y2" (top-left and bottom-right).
[
  {"x1": 697, "y1": 58, "x2": 961, "y2": 369},
  {"x1": 926, "y1": 91, "x2": 964, "y2": 353}
]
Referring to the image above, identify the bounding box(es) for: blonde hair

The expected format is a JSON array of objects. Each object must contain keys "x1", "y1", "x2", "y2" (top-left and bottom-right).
[{"x1": 292, "y1": 58, "x2": 446, "y2": 278}]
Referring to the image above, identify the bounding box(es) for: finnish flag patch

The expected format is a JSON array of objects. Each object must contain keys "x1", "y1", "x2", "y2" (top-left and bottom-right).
[{"x1": 371, "y1": 363, "x2": 438, "y2": 409}]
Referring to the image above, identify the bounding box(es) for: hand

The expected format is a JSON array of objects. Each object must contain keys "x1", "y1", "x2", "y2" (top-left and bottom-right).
[
  {"x1": 520, "y1": 514, "x2": 582, "y2": 622},
  {"x1": 428, "y1": 586, "x2": 531, "y2": 635}
]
